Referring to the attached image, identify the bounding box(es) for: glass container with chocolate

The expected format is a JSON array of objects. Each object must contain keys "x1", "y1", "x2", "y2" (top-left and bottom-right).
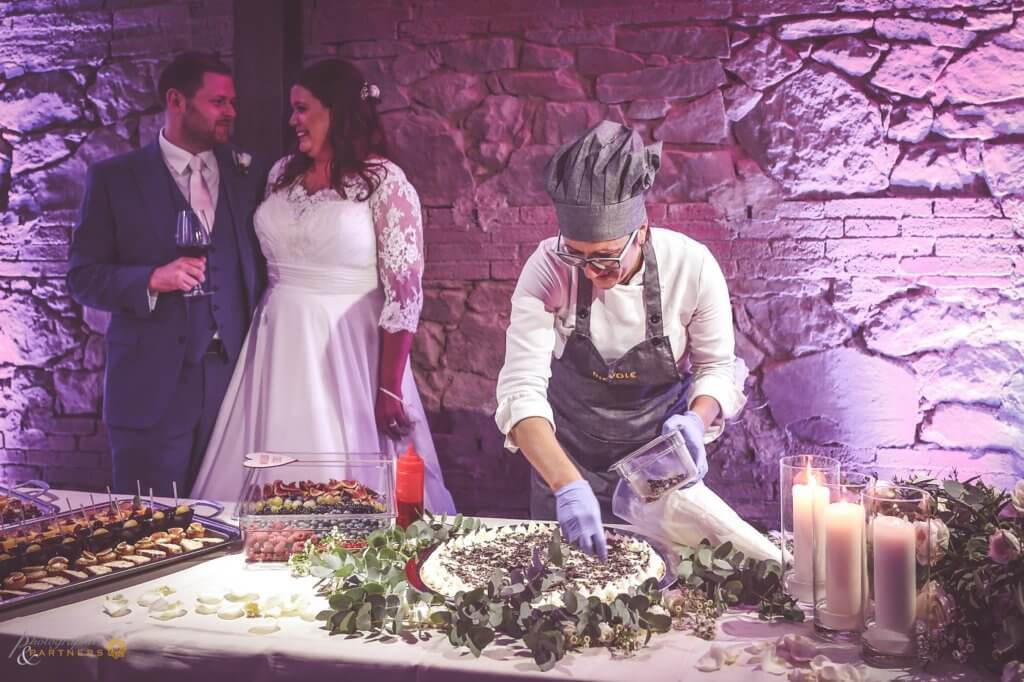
[{"x1": 610, "y1": 430, "x2": 700, "y2": 503}]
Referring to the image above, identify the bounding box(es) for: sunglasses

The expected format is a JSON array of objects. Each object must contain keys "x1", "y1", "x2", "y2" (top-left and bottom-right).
[{"x1": 554, "y1": 230, "x2": 638, "y2": 273}]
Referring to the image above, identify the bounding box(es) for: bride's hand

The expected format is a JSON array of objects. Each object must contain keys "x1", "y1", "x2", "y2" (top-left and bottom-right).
[{"x1": 375, "y1": 389, "x2": 412, "y2": 440}]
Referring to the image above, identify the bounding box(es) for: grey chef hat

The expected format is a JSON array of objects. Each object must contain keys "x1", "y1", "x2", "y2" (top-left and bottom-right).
[{"x1": 545, "y1": 120, "x2": 662, "y2": 242}]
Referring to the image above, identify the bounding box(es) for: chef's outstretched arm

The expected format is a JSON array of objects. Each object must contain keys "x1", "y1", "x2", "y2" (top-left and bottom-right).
[
  {"x1": 511, "y1": 417, "x2": 608, "y2": 561},
  {"x1": 496, "y1": 243, "x2": 607, "y2": 560}
]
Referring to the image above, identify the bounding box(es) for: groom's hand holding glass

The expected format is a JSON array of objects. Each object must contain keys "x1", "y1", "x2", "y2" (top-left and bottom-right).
[{"x1": 148, "y1": 256, "x2": 206, "y2": 293}]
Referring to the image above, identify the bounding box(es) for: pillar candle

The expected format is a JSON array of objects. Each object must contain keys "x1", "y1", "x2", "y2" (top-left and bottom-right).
[
  {"x1": 793, "y1": 471, "x2": 828, "y2": 587},
  {"x1": 825, "y1": 500, "x2": 864, "y2": 618},
  {"x1": 872, "y1": 515, "x2": 916, "y2": 633}
]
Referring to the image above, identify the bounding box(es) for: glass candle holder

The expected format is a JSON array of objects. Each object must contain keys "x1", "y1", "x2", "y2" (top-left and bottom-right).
[
  {"x1": 814, "y1": 471, "x2": 873, "y2": 640},
  {"x1": 779, "y1": 454, "x2": 840, "y2": 608},
  {"x1": 862, "y1": 483, "x2": 931, "y2": 668}
]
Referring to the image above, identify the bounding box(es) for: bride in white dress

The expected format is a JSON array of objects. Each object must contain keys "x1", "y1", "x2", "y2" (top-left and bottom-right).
[{"x1": 193, "y1": 60, "x2": 456, "y2": 513}]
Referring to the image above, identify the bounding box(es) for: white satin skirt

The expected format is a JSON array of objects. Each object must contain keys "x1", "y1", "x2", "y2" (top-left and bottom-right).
[{"x1": 192, "y1": 261, "x2": 457, "y2": 514}]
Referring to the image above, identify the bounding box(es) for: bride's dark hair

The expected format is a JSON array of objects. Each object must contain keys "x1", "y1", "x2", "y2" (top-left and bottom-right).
[{"x1": 272, "y1": 59, "x2": 388, "y2": 201}]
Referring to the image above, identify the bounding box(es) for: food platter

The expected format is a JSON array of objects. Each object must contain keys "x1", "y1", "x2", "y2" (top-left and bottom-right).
[
  {"x1": 0, "y1": 497, "x2": 240, "y2": 619},
  {"x1": 415, "y1": 522, "x2": 676, "y2": 603},
  {"x1": 0, "y1": 482, "x2": 61, "y2": 529}
]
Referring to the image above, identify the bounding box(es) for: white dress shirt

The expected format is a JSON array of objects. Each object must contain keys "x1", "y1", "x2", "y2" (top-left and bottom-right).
[
  {"x1": 158, "y1": 128, "x2": 220, "y2": 215},
  {"x1": 148, "y1": 129, "x2": 221, "y2": 310},
  {"x1": 495, "y1": 227, "x2": 747, "y2": 451}
]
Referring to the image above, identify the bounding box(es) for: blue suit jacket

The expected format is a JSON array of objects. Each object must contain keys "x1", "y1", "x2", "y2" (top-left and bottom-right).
[{"x1": 68, "y1": 141, "x2": 268, "y2": 429}]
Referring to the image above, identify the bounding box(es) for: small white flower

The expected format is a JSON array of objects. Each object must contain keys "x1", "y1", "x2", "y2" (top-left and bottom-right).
[
  {"x1": 1012, "y1": 480, "x2": 1024, "y2": 514},
  {"x1": 233, "y1": 150, "x2": 252, "y2": 175},
  {"x1": 648, "y1": 604, "x2": 668, "y2": 617},
  {"x1": 914, "y1": 518, "x2": 950, "y2": 566},
  {"x1": 597, "y1": 622, "x2": 614, "y2": 644}
]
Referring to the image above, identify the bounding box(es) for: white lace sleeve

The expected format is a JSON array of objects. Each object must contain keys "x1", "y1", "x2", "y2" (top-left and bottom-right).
[
  {"x1": 369, "y1": 161, "x2": 423, "y2": 333},
  {"x1": 266, "y1": 156, "x2": 290, "y2": 198}
]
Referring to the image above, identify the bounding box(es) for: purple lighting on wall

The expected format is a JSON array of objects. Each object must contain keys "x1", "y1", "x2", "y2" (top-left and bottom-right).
[{"x1": 0, "y1": 2, "x2": 1022, "y2": 519}]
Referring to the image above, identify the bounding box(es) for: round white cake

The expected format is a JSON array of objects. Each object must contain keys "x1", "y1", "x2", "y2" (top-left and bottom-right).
[{"x1": 419, "y1": 522, "x2": 666, "y2": 603}]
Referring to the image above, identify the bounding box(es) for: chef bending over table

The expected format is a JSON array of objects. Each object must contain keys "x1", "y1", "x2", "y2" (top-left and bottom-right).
[{"x1": 495, "y1": 121, "x2": 747, "y2": 560}]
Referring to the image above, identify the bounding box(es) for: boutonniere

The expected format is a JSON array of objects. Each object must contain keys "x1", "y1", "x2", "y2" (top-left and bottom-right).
[{"x1": 232, "y1": 150, "x2": 252, "y2": 176}]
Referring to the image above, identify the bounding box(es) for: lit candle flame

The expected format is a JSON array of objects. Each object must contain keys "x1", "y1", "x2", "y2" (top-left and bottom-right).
[{"x1": 806, "y1": 462, "x2": 817, "y2": 487}]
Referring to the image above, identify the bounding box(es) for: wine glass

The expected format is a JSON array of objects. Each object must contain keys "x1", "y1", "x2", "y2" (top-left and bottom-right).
[{"x1": 175, "y1": 209, "x2": 213, "y2": 297}]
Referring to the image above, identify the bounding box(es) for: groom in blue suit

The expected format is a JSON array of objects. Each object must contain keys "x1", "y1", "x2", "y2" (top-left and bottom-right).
[{"x1": 69, "y1": 52, "x2": 267, "y2": 497}]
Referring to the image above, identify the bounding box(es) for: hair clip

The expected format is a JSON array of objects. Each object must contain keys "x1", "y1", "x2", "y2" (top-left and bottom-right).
[{"x1": 360, "y1": 82, "x2": 381, "y2": 101}]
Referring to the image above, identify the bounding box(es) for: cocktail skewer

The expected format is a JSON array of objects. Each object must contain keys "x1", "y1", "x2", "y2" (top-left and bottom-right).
[{"x1": 106, "y1": 486, "x2": 124, "y2": 521}]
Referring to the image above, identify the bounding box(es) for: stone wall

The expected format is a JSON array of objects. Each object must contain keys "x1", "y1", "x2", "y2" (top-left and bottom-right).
[
  {"x1": 305, "y1": 0, "x2": 1024, "y2": 525},
  {"x1": 1, "y1": 0, "x2": 1022, "y2": 528},
  {"x1": 0, "y1": 0, "x2": 233, "y2": 489}
]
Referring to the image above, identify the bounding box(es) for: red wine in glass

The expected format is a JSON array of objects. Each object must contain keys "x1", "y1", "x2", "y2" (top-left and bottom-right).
[{"x1": 175, "y1": 209, "x2": 213, "y2": 297}]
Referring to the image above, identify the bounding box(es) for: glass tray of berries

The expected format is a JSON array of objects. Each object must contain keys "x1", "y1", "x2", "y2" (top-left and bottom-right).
[
  {"x1": 0, "y1": 496, "x2": 240, "y2": 617},
  {"x1": 236, "y1": 452, "x2": 396, "y2": 567},
  {"x1": 0, "y1": 481, "x2": 61, "y2": 529}
]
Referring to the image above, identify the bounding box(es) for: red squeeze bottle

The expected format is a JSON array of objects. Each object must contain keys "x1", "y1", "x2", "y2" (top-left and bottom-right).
[{"x1": 396, "y1": 444, "x2": 424, "y2": 529}]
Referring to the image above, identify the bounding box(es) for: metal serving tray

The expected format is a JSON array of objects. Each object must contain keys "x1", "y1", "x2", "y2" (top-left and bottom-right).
[
  {"x1": 0, "y1": 498, "x2": 240, "y2": 620},
  {"x1": 0, "y1": 481, "x2": 61, "y2": 530}
]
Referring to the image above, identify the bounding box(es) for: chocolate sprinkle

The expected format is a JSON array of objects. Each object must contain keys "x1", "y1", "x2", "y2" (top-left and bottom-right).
[
  {"x1": 644, "y1": 473, "x2": 689, "y2": 501},
  {"x1": 434, "y1": 525, "x2": 655, "y2": 594}
]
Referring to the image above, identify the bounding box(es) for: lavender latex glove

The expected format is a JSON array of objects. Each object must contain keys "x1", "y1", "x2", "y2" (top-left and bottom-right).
[
  {"x1": 661, "y1": 410, "x2": 708, "y2": 488},
  {"x1": 554, "y1": 479, "x2": 608, "y2": 561}
]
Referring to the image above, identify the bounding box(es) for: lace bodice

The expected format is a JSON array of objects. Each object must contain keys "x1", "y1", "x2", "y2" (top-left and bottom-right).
[{"x1": 254, "y1": 157, "x2": 424, "y2": 333}]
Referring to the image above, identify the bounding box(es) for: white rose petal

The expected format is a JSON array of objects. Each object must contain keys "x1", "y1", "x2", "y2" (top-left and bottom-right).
[
  {"x1": 218, "y1": 605, "x2": 245, "y2": 620},
  {"x1": 788, "y1": 670, "x2": 817, "y2": 682},
  {"x1": 697, "y1": 644, "x2": 730, "y2": 672},
  {"x1": 196, "y1": 602, "x2": 220, "y2": 615},
  {"x1": 137, "y1": 591, "x2": 166, "y2": 608},
  {"x1": 762, "y1": 644, "x2": 790, "y2": 675},
  {"x1": 225, "y1": 590, "x2": 260, "y2": 602},
  {"x1": 150, "y1": 601, "x2": 186, "y2": 620},
  {"x1": 248, "y1": 619, "x2": 280, "y2": 635},
  {"x1": 147, "y1": 597, "x2": 174, "y2": 613},
  {"x1": 103, "y1": 595, "x2": 131, "y2": 618},
  {"x1": 779, "y1": 634, "x2": 818, "y2": 662},
  {"x1": 197, "y1": 592, "x2": 223, "y2": 605},
  {"x1": 299, "y1": 606, "x2": 319, "y2": 622}
]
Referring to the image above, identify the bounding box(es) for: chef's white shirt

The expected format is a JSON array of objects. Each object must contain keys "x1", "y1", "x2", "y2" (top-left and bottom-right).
[{"x1": 495, "y1": 227, "x2": 747, "y2": 452}]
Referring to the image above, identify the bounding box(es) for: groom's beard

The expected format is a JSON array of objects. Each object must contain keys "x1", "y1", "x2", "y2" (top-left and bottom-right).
[{"x1": 183, "y1": 106, "x2": 233, "y2": 150}]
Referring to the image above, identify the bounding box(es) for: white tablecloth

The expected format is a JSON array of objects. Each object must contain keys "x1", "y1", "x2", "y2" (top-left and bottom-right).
[{"x1": 0, "y1": 489, "x2": 989, "y2": 681}]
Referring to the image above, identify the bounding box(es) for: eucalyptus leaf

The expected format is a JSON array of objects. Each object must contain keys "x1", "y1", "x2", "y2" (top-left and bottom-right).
[{"x1": 467, "y1": 625, "x2": 495, "y2": 656}]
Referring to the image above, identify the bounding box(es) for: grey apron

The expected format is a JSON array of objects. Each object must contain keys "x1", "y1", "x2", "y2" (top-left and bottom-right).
[{"x1": 530, "y1": 235, "x2": 693, "y2": 521}]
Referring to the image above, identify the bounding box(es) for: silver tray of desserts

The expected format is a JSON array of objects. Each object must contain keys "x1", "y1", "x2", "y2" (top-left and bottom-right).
[
  {"x1": 0, "y1": 481, "x2": 61, "y2": 529},
  {"x1": 0, "y1": 497, "x2": 240, "y2": 618}
]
